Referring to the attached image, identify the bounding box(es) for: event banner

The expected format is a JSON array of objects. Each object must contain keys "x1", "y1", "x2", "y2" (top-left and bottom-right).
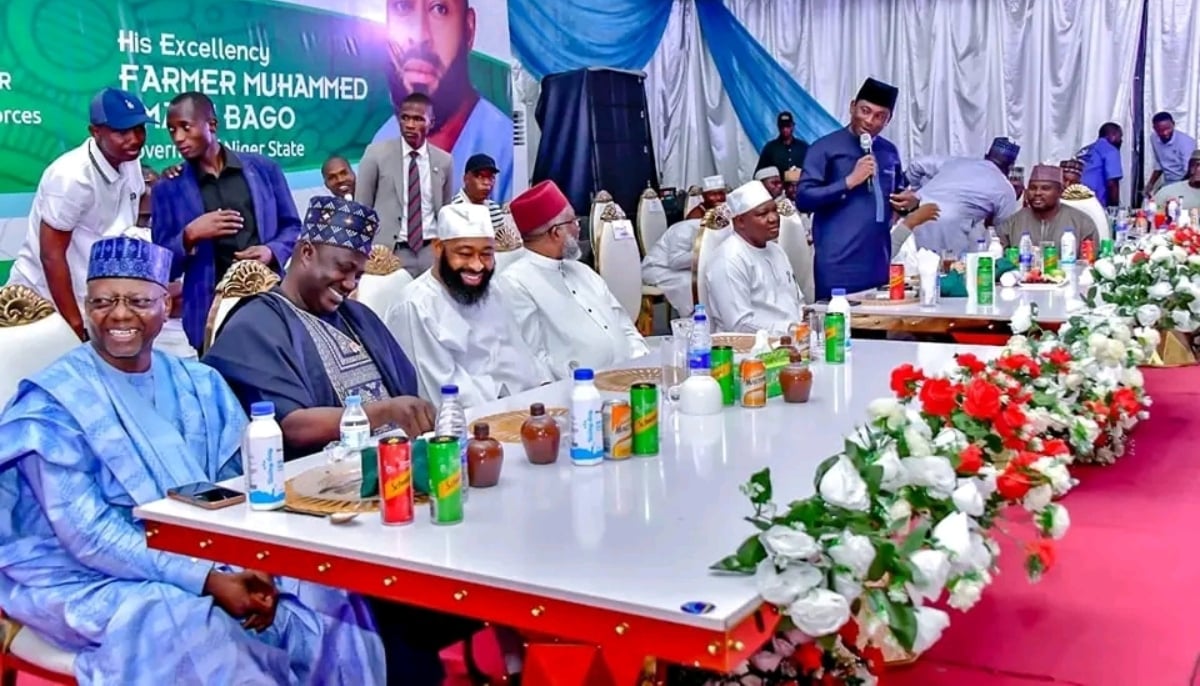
[{"x1": 0, "y1": 0, "x2": 514, "y2": 274}]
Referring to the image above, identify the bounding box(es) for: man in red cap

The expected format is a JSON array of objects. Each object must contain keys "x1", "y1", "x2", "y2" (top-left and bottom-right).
[{"x1": 495, "y1": 181, "x2": 649, "y2": 379}]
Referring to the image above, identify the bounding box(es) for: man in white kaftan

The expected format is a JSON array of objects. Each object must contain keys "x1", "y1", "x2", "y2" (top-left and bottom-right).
[
  {"x1": 704, "y1": 181, "x2": 804, "y2": 335},
  {"x1": 0, "y1": 237, "x2": 385, "y2": 685},
  {"x1": 641, "y1": 219, "x2": 701, "y2": 315},
  {"x1": 386, "y1": 203, "x2": 551, "y2": 407},
  {"x1": 905, "y1": 137, "x2": 1024, "y2": 256},
  {"x1": 496, "y1": 180, "x2": 648, "y2": 380}
]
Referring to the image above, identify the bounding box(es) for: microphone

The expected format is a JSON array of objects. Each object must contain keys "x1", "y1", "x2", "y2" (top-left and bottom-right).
[{"x1": 859, "y1": 133, "x2": 874, "y2": 193}]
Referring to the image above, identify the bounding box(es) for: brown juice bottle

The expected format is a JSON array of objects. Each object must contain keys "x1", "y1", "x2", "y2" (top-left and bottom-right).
[
  {"x1": 520, "y1": 403, "x2": 560, "y2": 465},
  {"x1": 779, "y1": 362, "x2": 814, "y2": 403},
  {"x1": 467, "y1": 423, "x2": 503, "y2": 488}
]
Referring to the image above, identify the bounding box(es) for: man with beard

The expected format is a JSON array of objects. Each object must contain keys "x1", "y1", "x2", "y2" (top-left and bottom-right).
[
  {"x1": 358, "y1": 92, "x2": 454, "y2": 278},
  {"x1": 152, "y1": 91, "x2": 301, "y2": 351},
  {"x1": 686, "y1": 175, "x2": 727, "y2": 220},
  {"x1": 373, "y1": 0, "x2": 514, "y2": 201},
  {"x1": 496, "y1": 180, "x2": 648, "y2": 380},
  {"x1": 10, "y1": 87, "x2": 152, "y2": 342},
  {"x1": 1076, "y1": 122, "x2": 1123, "y2": 208},
  {"x1": 386, "y1": 203, "x2": 550, "y2": 407},
  {"x1": 321, "y1": 155, "x2": 356, "y2": 199},
  {"x1": 996, "y1": 165, "x2": 1098, "y2": 250}
]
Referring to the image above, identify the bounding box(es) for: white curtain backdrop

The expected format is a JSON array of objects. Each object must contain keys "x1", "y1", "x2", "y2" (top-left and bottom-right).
[
  {"x1": 1143, "y1": 0, "x2": 1200, "y2": 178},
  {"x1": 641, "y1": 0, "x2": 1143, "y2": 195}
]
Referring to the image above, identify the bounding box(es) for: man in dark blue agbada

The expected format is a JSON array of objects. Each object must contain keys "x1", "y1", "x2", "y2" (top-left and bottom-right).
[{"x1": 796, "y1": 78, "x2": 917, "y2": 300}]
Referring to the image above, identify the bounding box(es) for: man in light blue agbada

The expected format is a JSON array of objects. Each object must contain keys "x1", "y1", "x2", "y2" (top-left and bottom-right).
[{"x1": 0, "y1": 236, "x2": 386, "y2": 685}]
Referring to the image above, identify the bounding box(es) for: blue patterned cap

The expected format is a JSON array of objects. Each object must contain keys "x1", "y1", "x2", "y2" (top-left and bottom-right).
[
  {"x1": 988, "y1": 137, "x2": 1021, "y2": 165},
  {"x1": 301, "y1": 196, "x2": 380, "y2": 255},
  {"x1": 87, "y1": 236, "x2": 172, "y2": 286}
]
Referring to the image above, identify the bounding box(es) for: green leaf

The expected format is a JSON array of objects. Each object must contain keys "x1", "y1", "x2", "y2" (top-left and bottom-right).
[
  {"x1": 1032, "y1": 390, "x2": 1056, "y2": 407},
  {"x1": 709, "y1": 554, "x2": 754, "y2": 574},
  {"x1": 984, "y1": 433, "x2": 1003, "y2": 454},
  {"x1": 735, "y1": 533, "x2": 767, "y2": 568},
  {"x1": 783, "y1": 498, "x2": 826, "y2": 528},
  {"x1": 867, "y1": 541, "x2": 897, "y2": 581},
  {"x1": 744, "y1": 516, "x2": 772, "y2": 531},
  {"x1": 952, "y1": 412, "x2": 985, "y2": 439},
  {"x1": 886, "y1": 598, "x2": 919, "y2": 652},
  {"x1": 748, "y1": 468, "x2": 773, "y2": 504},
  {"x1": 813, "y1": 454, "x2": 840, "y2": 489},
  {"x1": 899, "y1": 521, "x2": 932, "y2": 557}
]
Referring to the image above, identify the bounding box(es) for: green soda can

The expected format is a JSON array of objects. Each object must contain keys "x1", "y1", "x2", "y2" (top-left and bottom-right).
[
  {"x1": 428, "y1": 436, "x2": 464, "y2": 525},
  {"x1": 824, "y1": 312, "x2": 846, "y2": 364},
  {"x1": 1042, "y1": 244, "x2": 1059, "y2": 273},
  {"x1": 976, "y1": 256, "x2": 994, "y2": 305},
  {"x1": 1100, "y1": 238, "x2": 1114, "y2": 258},
  {"x1": 710, "y1": 345, "x2": 736, "y2": 406},
  {"x1": 629, "y1": 383, "x2": 660, "y2": 456},
  {"x1": 1004, "y1": 246, "x2": 1019, "y2": 266}
]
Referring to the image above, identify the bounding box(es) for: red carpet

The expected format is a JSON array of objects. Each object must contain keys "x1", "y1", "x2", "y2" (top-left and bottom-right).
[{"x1": 889, "y1": 366, "x2": 1200, "y2": 686}]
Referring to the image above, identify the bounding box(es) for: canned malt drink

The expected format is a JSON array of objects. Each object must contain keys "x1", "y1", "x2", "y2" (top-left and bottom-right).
[
  {"x1": 888, "y1": 264, "x2": 906, "y2": 300},
  {"x1": 1004, "y1": 246, "x2": 1019, "y2": 266},
  {"x1": 629, "y1": 383, "x2": 660, "y2": 456},
  {"x1": 825, "y1": 312, "x2": 846, "y2": 364},
  {"x1": 710, "y1": 345, "x2": 736, "y2": 406},
  {"x1": 1100, "y1": 238, "x2": 1114, "y2": 257},
  {"x1": 428, "y1": 436, "x2": 464, "y2": 525},
  {"x1": 378, "y1": 437, "x2": 414, "y2": 526},
  {"x1": 1042, "y1": 244, "x2": 1059, "y2": 273},
  {"x1": 739, "y1": 358, "x2": 767, "y2": 407},
  {"x1": 602, "y1": 399, "x2": 633, "y2": 460}
]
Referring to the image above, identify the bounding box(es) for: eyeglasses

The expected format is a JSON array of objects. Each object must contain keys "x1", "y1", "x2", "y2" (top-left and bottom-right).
[
  {"x1": 86, "y1": 295, "x2": 165, "y2": 313},
  {"x1": 550, "y1": 217, "x2": 580, "y2": 232}
]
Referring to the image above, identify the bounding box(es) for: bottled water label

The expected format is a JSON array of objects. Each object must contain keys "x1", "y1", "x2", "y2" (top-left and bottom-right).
[
  {"x1": 245, "y1": 434, "x2": 284, "y2": 506},
  {"x1": 570, "y1": 407, "x2": 604, "y2": 463},
  {"x1": 341, "y1": 424, "x2": 370, "y2": 451}
]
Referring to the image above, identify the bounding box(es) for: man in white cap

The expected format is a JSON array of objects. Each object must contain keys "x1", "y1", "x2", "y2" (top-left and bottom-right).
[
  {"x1": 704, "y1": 181, "x2": 803, "y2": 334},
  {"x1": 686, "y1": 174, "x2": 727, "y2": 219},
  {"x1": 386, "y1": 203, "x2": 551, "y2": 407},
  {"x1": 754, "y1": 166, "x2": 784, "y2": 199}
]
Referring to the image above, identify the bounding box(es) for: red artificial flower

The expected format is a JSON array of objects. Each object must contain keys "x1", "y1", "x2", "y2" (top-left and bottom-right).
[
  {"x1": 1009, "y1": 451, "x2": 1039, "y2": 468},
  {"x1": 1047, "y1": 347, "x2": 1073, "y2": 368},
  {"x1": 838, "y1": 620, "x2": 860, "y2": 646},
  {"x1": 963, "y1": 378, "x2": 1002, "y2": 420},
  {"x1": 994, "y1": 404, "x2": 1027, "y2": 440},
  {"x1": 919, "y1": 377, "x2": 960, "y2": 417},
  {"x1": 957, "y1": 444, "x2": 984, "y2": 475},
  {"x1": 956, "y1": 353, "x2": 987, "y2": 374},
  {"x1": 821, "y1": 674, "x2": 840, "y2": 686},
  {"x1": 1131, "y1": 251, "x2": 1148, "y2": 264},
  {"x1": 1112, "y1": 387, "x2": 1141, "y2": 415},
  {"x1": 890, "y1": 363, "x2": 925, "y2": 399},
  {"x1": 997, "y1": 469, "x2": 1032, "y2": 500},
  {"x1": 795, "y1": 642, "x2": 824, "y2": 673},
  {"x1": 861, "y1": 646, "x2": 886, "y2": 675},
  {"x1": 1042, "y1": 438, "x2": 1070, "y2": 456},
  {"x1": 1026, "y1": 539, "x2": 1057, "y2": 571}
]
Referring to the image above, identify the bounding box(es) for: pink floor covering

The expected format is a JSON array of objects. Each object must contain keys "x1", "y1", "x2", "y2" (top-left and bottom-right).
[{"x1": 17, "y1": 368, "x2": 1200, "y2": 686}]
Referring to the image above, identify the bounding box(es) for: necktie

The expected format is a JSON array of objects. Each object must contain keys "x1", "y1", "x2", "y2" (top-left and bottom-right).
[{"x1": 407, "y1": 151, "x2": 423, "y2": 250}]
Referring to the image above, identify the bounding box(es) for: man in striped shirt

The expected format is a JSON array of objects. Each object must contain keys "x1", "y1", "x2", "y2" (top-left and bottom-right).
[{"x1": 450, "y1": 153, "x2": 522, "y2": 251}]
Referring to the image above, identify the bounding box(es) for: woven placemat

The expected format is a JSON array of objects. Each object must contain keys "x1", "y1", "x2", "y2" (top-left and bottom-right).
[
  {"x1": 861, "y1": 295, "x2": 920, "y2": 306},
  {"x1": 284, "y1": 463, "x2": 428, "y2": 516},
  {"x1": 472, "y1": 406, "x2": 568, "y2": 443},
  {"x1": 593, "y1": 367, "x2": 661, "y2": 392},
  {"x1": 712, "y1": 333, "x2": 755, "y2": 352}
]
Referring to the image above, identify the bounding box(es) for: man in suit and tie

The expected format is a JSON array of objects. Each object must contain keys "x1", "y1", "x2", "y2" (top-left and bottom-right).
[
  {"x1": 151, "y1": 91, "x2": 301, "y2": 352},
  {"x1": 357, "y1": 92, "x2": 453, "y2": 278}
]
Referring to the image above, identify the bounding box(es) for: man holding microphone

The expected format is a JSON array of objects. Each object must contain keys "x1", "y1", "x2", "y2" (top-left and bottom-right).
[{"x1": 795, "y1": 78, "x2": 917, "y2": 300}]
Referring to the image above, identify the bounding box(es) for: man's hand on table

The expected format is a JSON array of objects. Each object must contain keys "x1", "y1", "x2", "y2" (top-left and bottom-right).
[
  {"x1": 203, "y1": 569, "x2": 278, "y2": 631},
  {"x1": 386, "y1": 397, "x2": 436, "y2": 437}
]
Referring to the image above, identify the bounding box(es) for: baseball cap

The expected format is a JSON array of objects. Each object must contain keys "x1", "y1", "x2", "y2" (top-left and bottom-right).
[
  {"x1": 89, "y1": 88, "x2": 157, "y2": 131},
  {"x1": 465, "y1": 153, "x2": 499, "y2": 174},
  {"x1": 777, "y1": 111, "x2": 794, "y2": 127}
]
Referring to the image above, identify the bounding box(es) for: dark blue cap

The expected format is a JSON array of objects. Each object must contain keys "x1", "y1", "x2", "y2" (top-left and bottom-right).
[{"x1": 89, "y1": 88, "x2": 156, "y2": 131}]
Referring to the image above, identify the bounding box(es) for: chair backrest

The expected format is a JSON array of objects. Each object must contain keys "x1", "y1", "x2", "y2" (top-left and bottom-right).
[
  {"x1": 204, "y1": 260, "x2": 281, "y2": 351},
  {"x1": 0, "y1": 286, "x2": 80, "y2": 405},
  {"x1": 353, "y1": 245, "x2": 414, "y2": 317},
  {"x1": 594, "y1": 202, "x2": 643, "y2": 321},
  {"x1": 692, "y1": 204, "x2": 734, "y2": 309},
  {"x1": 683, "y1": 185, "x2": 703, "y2": 216},
  {"x1": 588, "y1": 190, "x2": 613, "y2": 242},
  {"x1": 636, "y1": 187, "x2": 668, "y2": 256},
  {"x1": 776, "y1": 198, "x2": 816, "y2": 303},
  {"x1": 1061, "y1": 196, "x2": 1111, "y2": 241}
]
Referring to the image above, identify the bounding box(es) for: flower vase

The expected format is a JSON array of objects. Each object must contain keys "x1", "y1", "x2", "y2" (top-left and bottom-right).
[{"x1": 1148, "y1": 329, "x2": 1198, "y2": 367}]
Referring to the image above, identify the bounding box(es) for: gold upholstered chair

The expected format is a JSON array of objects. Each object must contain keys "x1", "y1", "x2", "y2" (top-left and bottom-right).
[
  {"x1": 353, "y1": 245, "x2": 414, "y2": 319},
  {"x1": 636, "y1": 187, "x2": 670, "y2": 334},
  {"x1": 593, "y1": 200, "x2": 643, "y2": 324},
  {"x1": 203, "y1": 260, "x2": 281, "y2": 352},
  {"x1": 691, "y1": 204, "x2": 734, "y2": 311}
]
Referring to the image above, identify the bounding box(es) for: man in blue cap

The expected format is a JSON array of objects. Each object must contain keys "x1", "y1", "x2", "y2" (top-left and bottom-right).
[
  {"x1": 0, "y1": 236, "x2": 388, "y2": 685},
  {"x1": 9, "y1": 87, "x2": 153, "y2": 342}
]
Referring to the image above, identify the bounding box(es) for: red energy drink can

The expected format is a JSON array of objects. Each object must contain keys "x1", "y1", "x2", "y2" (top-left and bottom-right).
[
  {"x1": 888, "y1": 264, "x2": 905, "y2": 300},
  {"x1": 1081, "y1": 238, "x2": 1096, "y2": 264},
  {"x1": 378, "y1": 436, "x2": 414, "y2": 525}
]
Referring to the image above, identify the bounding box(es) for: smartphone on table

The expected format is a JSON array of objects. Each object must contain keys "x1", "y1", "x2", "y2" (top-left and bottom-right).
[{"x1": 167, "y1": 482, "x2": 246, "y2": 510}]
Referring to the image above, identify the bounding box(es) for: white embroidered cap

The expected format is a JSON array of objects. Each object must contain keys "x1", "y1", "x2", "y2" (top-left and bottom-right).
[
  {"x1": 702, "y1": 175, "x2": 726, "y2": 192},
  {"x1": 753, "y1": 166, "x2": 780, "y2": 181},
  {"x1": 437, "y1": 203, "x2": 494, "y2": 241},
  {"x1": 726, "y1": 181, "x2": 774, "y2": 218}
]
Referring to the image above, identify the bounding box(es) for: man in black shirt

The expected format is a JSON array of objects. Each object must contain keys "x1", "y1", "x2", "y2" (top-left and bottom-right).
[{"x1": 757, "y1": 111, "x2": 809, "y2": 177}]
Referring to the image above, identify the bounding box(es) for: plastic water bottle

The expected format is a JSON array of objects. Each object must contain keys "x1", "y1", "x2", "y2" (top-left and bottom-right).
[
  {"x1": 339, "y1": 395, "x2": 370, "y2": 450},
  {"x1": 1018, "y1": 231, "x2": 1034, "y2": 276},
  {"x1": 435, "y1": 385, "x2": 469, "y2": 500},
  {"x1": 244, "y1": 401, "x2": 285, "y2": 511},
  {"x1": 688, "y1": 304, "x2": 712, "y2": 374},
  {"x1": 1060, "y1": 227, "x2": 1077, "y2": 266},
  {"x1": 987, "y1": 229, "x2": 1004, "y2": 259},
  {"x1": 828, "y1": 288, "x2": 852, "y2": 352},
  {"x1": 569, "y1": 369, "x2": 604, "y2": 466},
  {"x1": 1115, "y1": 222, "x2": 1128, "y2": 247}
]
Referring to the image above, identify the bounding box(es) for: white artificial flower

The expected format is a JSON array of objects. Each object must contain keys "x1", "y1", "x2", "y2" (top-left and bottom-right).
[
  {"x1": 786, "y1": 588, "x2": 851, "y2": 636},
  {"x1": 953, "y1": 532, "x2": 996, "y2": 574},
  {"x1": 1031, "y1": 457, "x2": 1073, "y2": 494},
  {"x1": 1149, "y1": 281, "x2": 1174, "y2": 300},
  {"x1": 874, "y1": 444, "x2": 909, "y2": 492},
  {"x1": 1173, "y1": 309, "x2": 1196, "y2": 331},
  {"x1": 818, "y1": 456, "x2": 870, "y2": 511},
  {"x1": 901, "y1": 456, "x2": 957, "y2": 498},
  {"x1": 908, "y1": 549, "x2": 951, "y2": 602},
  {"x1": 1064, "y1": 371, "x2": 1085, "y2": 390},
  {"x1": 1094, "y1": 258, "x2": 1117, "y2": 281},
  {"x1": 886, "y1": 498, "x2": 912, "y2": 525},
  {"x1": 947, "y1": 573, "x2": 988, "y2": 611},
  {"x1": 760, "y1": 525, "x2": 819, "y2": 561},
  {"x1": 1072, "y1": 416, "x2": 1101, "y2": 446},
  {"x1": 1009, "y1": 303, "x2": 1034, "y2": 334},
  {"x1": 755, "y1": 559, "x2": 824, "y2": 606},
  {"x1": 951, "y1": 480, "x2": 985, "y2": 516},
  {"x1": 933, "y1": 427, "x2": 967, "y2": 453},
  {"x1": 1121, "y1": 367, "x2": 1144, "y2": 388},
  {"x1": 1136, "y1": 326, "x2": 1162, "y2": 349},
  {"x1": 1136, "y1": 303, "x2": 1162, "y2": 328},
  {"x1": 1189, "y1": 254, "x2": 1200, "y2": 267},
  {"x1": 1023, "y1": 483, "x2": 1054, "y2": 512},
  {"x1": 903, "y1": 425, "x2": 933, "y2": 457},
  {"x1": 932, "y1": 512, "x2": 971, "y2": 559},
  {"x1": 867, "y1": 397, "x2": 906, "y2": 428},
  {"x1": 1150, "y1": 246, "x2": 1174, "y2": 264},
  {"x1": 828, "y1": 530, "x2": 876, "y2": 578},
  {"x1": 1046, "y1": 503, "x2": 1071, "y2": 539},
  {"x1": 975, "y1": 465, "x2": 998, "y2": 498},
  {"x1": 1173, "y1": 246, "x2": 1189, "y2": 263},
  {"x1": 912, "y1": 606, "x2": 951, "y2": 654},
  {"x1": 833, "y1": 572, "x2": 863, "y2": 603}
]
